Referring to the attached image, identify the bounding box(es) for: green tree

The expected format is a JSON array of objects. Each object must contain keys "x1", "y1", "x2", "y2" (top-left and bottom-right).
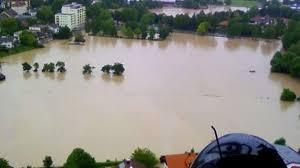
[
  {"x1": 51, "y1": 0, "x2": 65, "y2": 13},
  {"x1": 56, "y1": 61, "x2": 66, "y2": 72},
  {"x1": 31, "y1": 0, "x2": 44, "y2": 8},
  {"x1": 131, "y1": 148, "x2": 158, "y2": 168},
  {"x1": 0, "y1": 18, "x2": 19, "y2": 35},
  {"x1": 42, "y1": 63, "x2": 55, "y2": 72},
  {"x1": 74, "y1": 32, "x2": 85, "y2": 43},
  {"x1": 134, "y1": 27, "x2": 142, "y2": 38},
  {"x1": 149, "y1": 28, "x2": 155, "y2": 40},
  {"x1": 101, "y1": 64, "x2": 112, "y2": 74},
  {"x1": 43, "y1": 156, "x2": 53, "y2": 168},
  {"x1": 54, "y1": 26, "x2": 72, "y2": 39},
  {"x1": 20, "y1": 31, "x2": 37, "y2": 46},
  {"x1": 280, "y1": 88, "x2": 297, "y2": 101},
  {"x1": 64, "y1": 148, "x2": 97, "y2": 168},
  {"x1": 196, "y1": 21, "x2": 209, "y2": 35},
  {"x1": 274, "y1": 137, "x2": 286, "y2": 145},
  {"x1": 0, "y1": 158, "x2": 9, "y2": 168},
  {"x1": 140, "y1": 13, "x2": 155, "y2": 26},
  {"x1": 121, "y1": 8, "x2": 138, "y2": 22},
  {"x1": 82, "y1": 64, "x2": 95, "y2": 74},
  {"x1": 159, "y1": 26, "x2": 170, "y2": 40},
  {"x1": 37, "y1": 5, "x2": 54, "y2": 23},
  {"x1": 33, "y1": 62, "x2": 39, "y2": 72},
  {"x1": 111, "y1": 63, "x2": 125, "y2": 75},
  {"x1": 22, "y1": 62, "x2": 32, "y2": 72}
]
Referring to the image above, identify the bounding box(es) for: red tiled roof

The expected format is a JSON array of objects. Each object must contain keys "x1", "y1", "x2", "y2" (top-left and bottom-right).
[{"x1": 161, "y1": 152, "x2": 198, "y2": 168}]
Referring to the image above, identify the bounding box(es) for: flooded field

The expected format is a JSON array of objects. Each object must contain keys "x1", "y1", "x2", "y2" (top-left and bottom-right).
[{"x1": 0, "y1": 33, "x2": 299, "y2": 167}]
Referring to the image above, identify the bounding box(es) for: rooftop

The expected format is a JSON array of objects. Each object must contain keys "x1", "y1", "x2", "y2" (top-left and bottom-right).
[
  {"x1": 0, "y1": 36, "x2": 14, "y2": 43},
  {"x1": 160, "y1": 152, "x2": 198, "y2": 168},
  {"x1": 63, "y1": 2, "x2": 84, "y2": 9}
]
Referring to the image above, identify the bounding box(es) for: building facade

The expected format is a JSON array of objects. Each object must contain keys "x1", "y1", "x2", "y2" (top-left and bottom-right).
[{"x1": 55, "y1": 2, "x2": 86, "y2": 30}]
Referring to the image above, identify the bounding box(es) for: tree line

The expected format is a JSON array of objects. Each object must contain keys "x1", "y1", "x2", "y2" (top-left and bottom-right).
[{"x1": 0, "y1": 147, "x2": 159, "y2": 168}]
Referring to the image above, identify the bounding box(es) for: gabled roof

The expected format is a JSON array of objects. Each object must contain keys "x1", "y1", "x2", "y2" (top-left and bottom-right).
[
  {"x1": 0, "y1": 36, "x2": 14, "y2": 43},
  {"x1": 1, "y1": 9, "x2": 17, "y2": 17},
  {"x1": 117, "y1": 160, "x2": 147, "y2": 168},
  {"x1": 160, "y1": 152, "x2": 198, "y2": 168}
]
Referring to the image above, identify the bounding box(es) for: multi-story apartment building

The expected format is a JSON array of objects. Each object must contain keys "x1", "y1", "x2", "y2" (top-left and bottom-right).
[{"x1": 55, "y1": 2, "x2": 86, "y2": 30}]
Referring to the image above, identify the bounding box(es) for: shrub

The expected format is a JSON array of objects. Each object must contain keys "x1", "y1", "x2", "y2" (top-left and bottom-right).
[
  {"x1": 56, "y1": 61, "x2": 66, "y2": 73},
  {"x1": 101, "y1": 64, "x2": 112, "y2": 74},
  {"x1": 33, "y1": 62, "x2": 39, "y2": 72},
  {"x1": 131, "y1": 148, "x2": 158, "y2": 168},
  {"x1": 111, "y1": 63, "x2": 125, "y2": 75},
  {"x1": 0, "y1": 158, "x2": 9, "y2": 168},
  {"x1": 22, "y1": 62, "x2": 32, "y2": 72},
  {"x1": 280, "y1": 88, "x2": 297, "y2": 101},
  {"x1": 274, "y1": 137, "x2": 286, "y2": 145},
  {"x1": 83, "y1": 64, "x2": 94, "y2": 74},
  {"x1": 43, "y1": 156, "x2": 53, "y2": 168},
  {"x1": 64, "y1": 148, "x2": 97, "y2": 168}
]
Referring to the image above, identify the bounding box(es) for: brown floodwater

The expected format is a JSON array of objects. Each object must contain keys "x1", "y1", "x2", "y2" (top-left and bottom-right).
[
  {"x1": 0, "y1": 33, "x2": 299, "y2": 167},
  {"x1": 150, "y1": 6, "x2": 248, "y2": 16}
]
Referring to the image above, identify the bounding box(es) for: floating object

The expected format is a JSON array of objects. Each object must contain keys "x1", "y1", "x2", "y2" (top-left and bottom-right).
[
  {"x1": 249, "y1": 70, "x2": 256, "y2": 73},
  {"x1": 0, "y1": 73, "x2": 5, "y2": 81}
]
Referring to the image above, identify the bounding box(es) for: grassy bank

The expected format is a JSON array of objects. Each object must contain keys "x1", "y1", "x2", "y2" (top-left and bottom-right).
[
  {"x1": 0, "y1": 45, "x2": 37, "y2": 58},
  {"x1": 231, "y1": 0, "x2": 259, "y2": 7}
]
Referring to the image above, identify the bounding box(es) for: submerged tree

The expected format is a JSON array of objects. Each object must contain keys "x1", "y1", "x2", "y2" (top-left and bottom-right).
[
  {"x1": 74, "y1": 32, "x2": 86, "y2": 43},
  {"x1": 0, "y1": 158, "x2": 9, "y2": 168},
  {"x1": 111, "y1": 63, "x2": 125, "y2": 75},
  {"x1": 280, "y1": 88, "x2": 297, "y2": 101},
  {"x1": 42, "y1": 63, "x2": 55, "y2": 72},
  {"x1": 101, "y1": 64, "x2": 112, "y2": 74},
  {"x1": 82, "y1": 64, "x2": 95, "y2": 74},
  {"x1": 274, "y1": 137, "x2": 286, "y2": 145},
  {"x1": 43, "y1": 156, "x2": 53, "y2": 168},
  {"x1": 33, "y1": 62, "x2": 39, "y2": 72},
  {"x1": 56, "y1": 61, "x2": 66, "y2": 73},
  {"x1": 22, "y1": 62, "x2": 32, "y2": 72}
]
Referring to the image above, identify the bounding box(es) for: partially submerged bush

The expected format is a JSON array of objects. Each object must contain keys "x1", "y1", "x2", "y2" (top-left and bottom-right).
[
  {"x1": 274, "y1": 137, "x2": 286, "y2": 145},
  {"x1": 280, "y1": 88, "x2": 297, "y2": 101},
  {"x1": 83, "y1": 64, "x2": 95, "y2": 74},
  {"x1": 22, "y1": 62, "x2": 32, "y2": 72}
]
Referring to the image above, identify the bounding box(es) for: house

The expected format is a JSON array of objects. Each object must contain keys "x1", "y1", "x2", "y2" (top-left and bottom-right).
[
  {"x1": 0, "y1": 36, "x2": 15, "y2": 49},
  {"x1": 117, "y1": 159, "x2": 147, "y2": 168},
  {"x1": 48, "y1": 24, "x2": 60, "y2": 33},
  {"x1": 11, "y1": 1, "x2": 28, "y2": 15},
  {"x1": 29, "y1": 24, "x2": 48, "y2": 32},
  {"x1": 13, "y1": 31, "x2": 22, "y2": 42},
  {"x1": 250, "y1": 15, "x2": 272, "y2": 25},
  {"x1": 218, "y1": 20, "x2": 229, "y2": 28},
  {"x1": 274, "y1": 145, "x2": 300, "y2": 168},
  {"x1": 0, "y1": 9, "x2": 18, "y2": 18},
  {"x1": 160, "y1": 152, "x2": 198, "y2": 168},
  {"x1": 289, "y1": 3, "x2": 300, "y2": 10}
]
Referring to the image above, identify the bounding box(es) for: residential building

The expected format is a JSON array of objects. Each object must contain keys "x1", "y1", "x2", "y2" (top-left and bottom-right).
[
  {"x1": 117, "y1": 159, "x2": 146, "y2": 168},
  {"x1": 160, "y1": 152, "x2": 198, "y2": 168},
  {"x1": 0, "y1": 36, "x2": 15, "y2": 49},
  {"x1": 250, "y1": 15, "x2": 272, "y2": 25},
  {"x1": 11, "y1": 1, "x2": 27, "y2": 15},
  {"x1": 0, "y1": 9, "x2": 18, "y2": 18},
  {"x1": 13, "y1": 31, "x2": 22, "y2": 42},
  {"x1": 29, "y1": 24, "x2": 48, "y2": 32},
  {"x1": 48, "y1": 24, "x2": 60, "y2": 33},
  {"x1": 55, "y1": 2, "x2": 86, "y2": 30}
]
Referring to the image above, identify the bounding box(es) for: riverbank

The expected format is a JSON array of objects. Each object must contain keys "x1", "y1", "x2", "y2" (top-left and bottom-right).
[{"x1": 0, "y1": 45, "x2": 40, "y2": 58}]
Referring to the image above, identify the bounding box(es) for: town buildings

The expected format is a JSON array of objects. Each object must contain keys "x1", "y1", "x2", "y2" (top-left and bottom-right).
[{"x1": 55, "y1": 2, "x2": 86, "y2": 30}]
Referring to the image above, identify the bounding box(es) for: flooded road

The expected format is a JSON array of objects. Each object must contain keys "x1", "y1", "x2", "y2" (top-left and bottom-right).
[
  {"x1": 0, "y1": 33, "x2": 299, "y2": 167},
  {"x1": 150, "y1": 6, "x2": 248, "y2": 16}
]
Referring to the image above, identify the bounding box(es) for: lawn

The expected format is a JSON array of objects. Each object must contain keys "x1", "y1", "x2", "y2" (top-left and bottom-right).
[
  {"x1": 0, "y1": 45, "x2": 36, "y2": 58},
  {"x1": 231, "y1": 0, "x2": 260, "y2": 7}
]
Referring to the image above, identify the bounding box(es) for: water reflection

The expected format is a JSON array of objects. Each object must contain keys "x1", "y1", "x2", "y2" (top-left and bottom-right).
[
  {"x1": 23, "y1": 72, "x2": 32, "y2": 80},
  {"x1": 43, "y1": 72, "x2": 55, "y2": 80},
  {"x1": 56, "y1": 73, "x2": 66, "y2": 81},
  {"x1": 101, "y1": 73, "x2": 124, "y2": 84},
  {"x1": 34, "y1": 72, "x2": 39, "y2": 79},
  {"x1": 83, "y1": 74, "x2": 94, "y2": 80}
]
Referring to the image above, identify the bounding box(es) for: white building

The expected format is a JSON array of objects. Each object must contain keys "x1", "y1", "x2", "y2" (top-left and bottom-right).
[
  {"x1": 11, "y1": 3, "x2": 27, "y2": 15},
  {"x1": 0, "y1": 36, "x2": 14, "y2": 49},
  {"x1": 55, "y1": 2, "x2": 86, "y2": 30}
]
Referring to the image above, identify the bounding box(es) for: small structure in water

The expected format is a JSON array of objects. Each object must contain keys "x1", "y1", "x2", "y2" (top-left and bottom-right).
[{"x1": 249, "y1": 70, "x2": 256, "y2": 73}]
